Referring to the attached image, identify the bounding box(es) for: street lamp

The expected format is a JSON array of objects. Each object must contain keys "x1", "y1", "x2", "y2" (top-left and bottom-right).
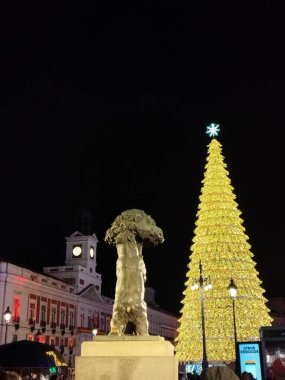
[
  {"x1": 3, "y1": 306, "x2": 12, "y2": 344},
  {"x1": 228, "y1": 279, "x2": 238, "y2": 352},
  {"x1": 191, "y1": 260, "x2": 213, "y2": 370}
]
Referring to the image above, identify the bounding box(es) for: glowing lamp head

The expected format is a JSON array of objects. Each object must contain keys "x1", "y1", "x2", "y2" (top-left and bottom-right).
[
  {"x1": 3, "y1": 306, "x2": 12, "y2": 323},
  {"x1": 228, "y1": 278, "x2": 238, "y2": 299},
  {"x1": 92, "y1": 328, "x2": 98, "y2": 336},
  {"x1": 204, "y1": 283, "x2": 213, "y2": 291}
]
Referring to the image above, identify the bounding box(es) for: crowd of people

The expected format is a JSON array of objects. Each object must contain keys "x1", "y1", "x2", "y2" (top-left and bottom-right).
[
  {"x1": 1, "y1": 366, "x2": 279, "y2": 380},
  {"x1": 0, "y1": 371, "x2": 69, "y2": 380},
  {"x1": 179, "y1": 365, "x2": 279, "y2": 380}
]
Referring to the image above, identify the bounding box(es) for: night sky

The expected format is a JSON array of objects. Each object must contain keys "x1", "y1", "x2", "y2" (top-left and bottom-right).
[{"x1": 1, "y1": 2, "x2": 285, "y2": 315}]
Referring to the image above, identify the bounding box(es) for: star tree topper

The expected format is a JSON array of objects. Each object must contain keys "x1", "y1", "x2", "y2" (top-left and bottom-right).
[{"x1": 206, "y1": 123, "x2": 220, "y2": 138}]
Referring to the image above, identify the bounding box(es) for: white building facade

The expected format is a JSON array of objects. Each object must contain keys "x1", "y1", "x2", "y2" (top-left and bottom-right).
[{"x1": 0, "y1": 231, "x2": 178, "y2": 367}]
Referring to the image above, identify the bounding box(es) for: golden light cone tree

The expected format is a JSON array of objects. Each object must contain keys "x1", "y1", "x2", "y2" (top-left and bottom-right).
[{"x1": 175, "y1": 126, "x2": 272, "y2": 363}]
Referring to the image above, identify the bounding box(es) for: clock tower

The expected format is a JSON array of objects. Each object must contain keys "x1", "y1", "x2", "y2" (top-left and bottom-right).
[
  {"x1": 43, "y1": 230, "x2": 102, "y2": 293},
  {"x1": 65, "y1": 231, "x2": 98, "y2": 270}
]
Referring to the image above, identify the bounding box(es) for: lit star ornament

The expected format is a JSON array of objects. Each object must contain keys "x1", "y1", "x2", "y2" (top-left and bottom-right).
[{"x1": 206, "y1": 123, "x2": 220, "y2": 138}]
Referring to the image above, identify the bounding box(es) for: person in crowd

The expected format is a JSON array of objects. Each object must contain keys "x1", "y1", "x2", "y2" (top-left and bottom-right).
[
  {"x1": 187, "y1": 371, "x2": 200, "y2": 379},
  {"x1": 241, "y1": 372, "x2": 250, "y2": 380},
  {"x1": 0, "y1": 371, "x2": 22, "y2": 380},
  {"x1": 248, "y1": 373, "x2": 256, "y2": 380},
  {"x1": 266, "y1": 368, "x2": 277, "y2": 380},
  {"x1": 201, "y1": 366, "x2": 239, "y2": 380}
]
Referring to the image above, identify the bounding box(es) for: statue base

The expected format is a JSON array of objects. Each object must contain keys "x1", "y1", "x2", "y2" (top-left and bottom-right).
[{"x1": 75, "y1": 335, "x2": 178, "y2": 380}]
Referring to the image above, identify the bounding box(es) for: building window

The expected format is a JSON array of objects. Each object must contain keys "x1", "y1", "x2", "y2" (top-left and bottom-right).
[
  {"x1": 40, "y1": 304, "x2": 46, "y2": 326},
  {"x1": 88, "y1": 315, "x2": 92, "y2": 329},
  {"x1": 69, "y1": 311, "x2": 74, "y2": 327},
  {"x1": 100, "y1": 315, "x2": 105, "y2": 331},
  {"x1": 60, "y1": 310, "x2": 66, "y2": 329},
  {"x1": 80, "y1": 313, "x2": 85, "y2": 327},
  {"x1": 93, "y1": 312, "x2": 99, "y2": 328},
  {"x1": 79, "y1": 279, "x2": 85, "y2": 285},
  {"x1": 13, "y1": 297, "x2": 20, "y2": 323},
  {"x1": 29, "y1": 302, "x2": 36, "y2": 323},
  {"x1": 51, "y1": 307, "x2": 56, "y2": 325}
]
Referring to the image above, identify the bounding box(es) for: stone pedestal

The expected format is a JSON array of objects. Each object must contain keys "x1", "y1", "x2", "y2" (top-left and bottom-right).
[{"x1": 75, "y1": 335, "x2": 178, "y2": 380}]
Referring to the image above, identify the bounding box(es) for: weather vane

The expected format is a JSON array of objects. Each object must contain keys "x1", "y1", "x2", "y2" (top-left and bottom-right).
[{"x1": 206, "y1": 123, "x2": 220, "y2": 138}]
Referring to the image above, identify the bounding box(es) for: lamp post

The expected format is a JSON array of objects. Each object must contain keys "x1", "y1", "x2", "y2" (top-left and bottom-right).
[
  {"x1": 3, "y1": 306, "x2": 12, "y2": 344},
  {"x1": 228, "y1": 279, "x2": 238, "y2": 352},
  {"x1": 191, "y1": 260, "x2": 213, "y2": 370},
  {"x1": 35, "y1": 329, "x2": 42, "y2": 342}
]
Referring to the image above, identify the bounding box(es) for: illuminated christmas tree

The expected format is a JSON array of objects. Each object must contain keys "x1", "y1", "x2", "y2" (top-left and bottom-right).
[{"x1": 175, "y1": 124, "x2": 272, "y2": 363}]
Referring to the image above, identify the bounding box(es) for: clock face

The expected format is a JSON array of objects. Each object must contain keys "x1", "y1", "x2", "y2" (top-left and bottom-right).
[
  {"x1": 72, "y1": 246, "x2": 82, "y2": 257},
  {"x1": 90, "y1": 247, "x2": 94, "y2": 258}
]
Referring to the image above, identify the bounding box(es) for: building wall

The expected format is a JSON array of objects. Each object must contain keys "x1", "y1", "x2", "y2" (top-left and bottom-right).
[
  {"x1": 0, "y1": 260, "x2": 178, "y2": 367},
  {"x1": 0, "y1": 262, "x2": 78, "y2": 365}
]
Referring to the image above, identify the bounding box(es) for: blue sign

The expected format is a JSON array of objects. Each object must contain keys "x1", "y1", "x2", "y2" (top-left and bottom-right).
[{"x1": 237, "y1": 342, "x2": 264, "y2": 380}]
